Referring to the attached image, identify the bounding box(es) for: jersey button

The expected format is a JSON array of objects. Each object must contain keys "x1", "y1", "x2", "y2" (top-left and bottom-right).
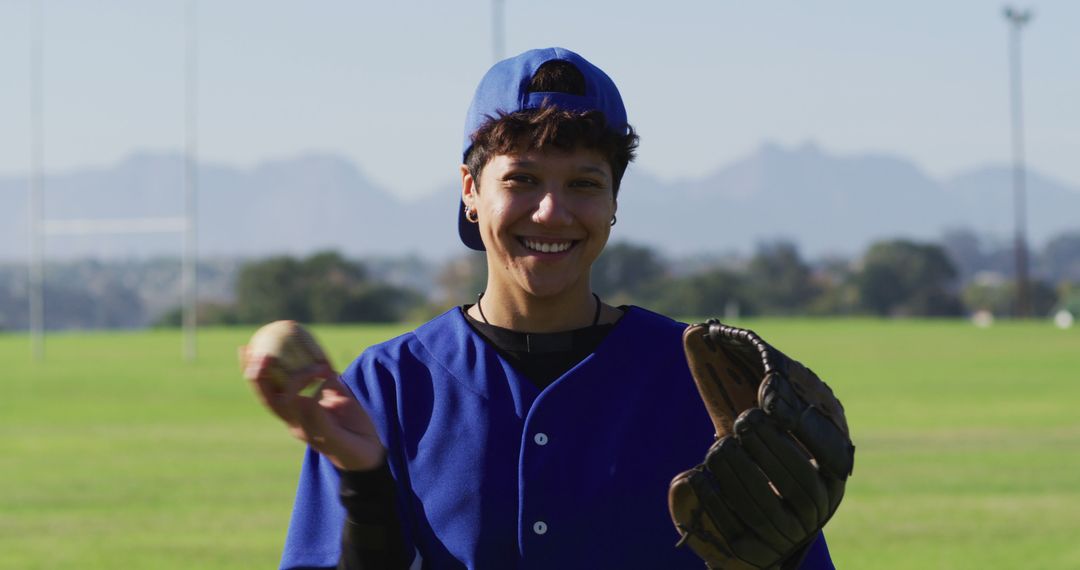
[
  {"x1": 533, "y1": 521, "x2": 548, "y2": 535},
  {"x1": 533, "y1": 432, "x2": 549, "y2": 446}
]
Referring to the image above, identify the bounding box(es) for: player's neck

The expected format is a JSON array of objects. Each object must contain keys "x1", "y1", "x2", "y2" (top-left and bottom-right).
[{"x1": 472, "y1": 284, "x2": 599, "y2": 333}]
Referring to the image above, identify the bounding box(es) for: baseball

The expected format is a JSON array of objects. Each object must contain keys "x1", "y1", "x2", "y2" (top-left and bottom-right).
[{"x1": 247, "y1": 320, "x2": 332, "y2": 394}]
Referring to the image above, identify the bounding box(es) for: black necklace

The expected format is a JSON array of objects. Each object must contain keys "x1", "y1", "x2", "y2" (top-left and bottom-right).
[{"x1": 476, "y1": 292, "x2": 603, "y2": 328}]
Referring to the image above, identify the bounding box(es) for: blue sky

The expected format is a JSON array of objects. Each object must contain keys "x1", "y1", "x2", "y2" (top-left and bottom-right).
[{"x1": 1, "y1": 1, "x2": 1077, "y2": 198}]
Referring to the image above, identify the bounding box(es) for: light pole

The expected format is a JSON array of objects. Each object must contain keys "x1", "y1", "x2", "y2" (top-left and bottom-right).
[{"x1": 1004, "y1": 6, "x2": 1032, "y2": 318}]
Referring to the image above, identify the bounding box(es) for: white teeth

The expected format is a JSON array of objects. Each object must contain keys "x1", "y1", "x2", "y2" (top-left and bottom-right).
[{"x1": 524, "y1": 239, "x2": 572, "y2": 253}]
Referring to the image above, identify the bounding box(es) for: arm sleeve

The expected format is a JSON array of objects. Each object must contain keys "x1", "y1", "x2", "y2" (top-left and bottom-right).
[
  {"x1": 281, "y1": 351, "x2": 417, "y2": 570},
  {"x1": 335, "y1": 464, "x2": 411, "y2": 570},
  {"x1": 280, "y1": 447, "x2": 348, "y2": 569}
]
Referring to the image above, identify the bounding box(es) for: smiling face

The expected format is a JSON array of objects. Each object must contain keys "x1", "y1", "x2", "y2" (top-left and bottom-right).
[{"x1": 462, "y1": 147, "x2": 617, "y2": 304}]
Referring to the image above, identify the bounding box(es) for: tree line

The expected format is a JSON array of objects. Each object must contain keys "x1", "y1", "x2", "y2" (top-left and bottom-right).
[
  {"x1": 181, "y1": 231, "x2": 1080, "y2": 326},
  {"x1": 156, "y1": 251, "x2": 427, "y2": 326},
  {"x1": 587, "y1": 234, "x2": 1079, "y2": 319},
  {"x1": 2, "y1": 228, "x2": 1078, "y2": 330}
]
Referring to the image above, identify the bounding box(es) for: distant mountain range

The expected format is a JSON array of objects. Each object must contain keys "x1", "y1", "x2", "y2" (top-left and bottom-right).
[{"x1": 1, "y1": 142, "x2": 1077, "y2": 260}]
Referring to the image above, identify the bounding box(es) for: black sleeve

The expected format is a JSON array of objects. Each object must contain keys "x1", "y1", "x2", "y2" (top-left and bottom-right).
[{"x1": 334, "y1": 463, "x2": 412, "y2": 570}]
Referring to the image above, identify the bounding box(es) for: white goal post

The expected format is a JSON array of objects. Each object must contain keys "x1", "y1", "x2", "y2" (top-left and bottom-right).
[{"x1": 27, "y1": 0, "x2": 199, "y2": 362}]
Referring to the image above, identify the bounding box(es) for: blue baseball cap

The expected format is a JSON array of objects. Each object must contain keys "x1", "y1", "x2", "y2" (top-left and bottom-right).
[{"x1": 458, "y1": 47, "x2": 628, "y2": 251}]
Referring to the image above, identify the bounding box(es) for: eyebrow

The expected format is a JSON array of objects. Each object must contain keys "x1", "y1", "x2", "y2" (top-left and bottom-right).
[
  {"x1": 577, "y1": 165, "x2": 610, "y2": 178},
  {"x1": 505, "y1": 160, "x2": 610, "y2": 179}
]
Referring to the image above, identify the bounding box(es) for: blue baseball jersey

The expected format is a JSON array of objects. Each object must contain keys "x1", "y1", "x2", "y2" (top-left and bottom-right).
[{"x1": 280, "y1": 306, "x2": 835, "y2": 569}]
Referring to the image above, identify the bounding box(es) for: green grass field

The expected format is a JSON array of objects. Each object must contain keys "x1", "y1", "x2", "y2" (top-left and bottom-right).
[{"x1": 2, "y1": 319, "x2": 1078, "y2": 569}]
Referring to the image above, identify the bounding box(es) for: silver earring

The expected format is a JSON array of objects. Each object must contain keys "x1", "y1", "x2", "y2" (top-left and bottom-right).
[
  {"x1": 465, "y1": 205, "x2": 479, "y2": 223},
  {"x1": 610, "y1": 215, "x2": 617, "y2": 227}
]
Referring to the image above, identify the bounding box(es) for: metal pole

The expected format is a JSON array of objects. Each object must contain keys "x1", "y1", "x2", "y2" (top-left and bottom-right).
[
  {"x1": 182, "y1": 0, "x2": 198, "y2": 361},
  {"x1": 492, "y1": 0, "x2": 505, "y2": 62},
  {"x1": 1004, "y1": 7, "x2": 1032, "y2": 318},
  {"x1": 29, "y1": 0, "x2": 44, "y2": 361}
]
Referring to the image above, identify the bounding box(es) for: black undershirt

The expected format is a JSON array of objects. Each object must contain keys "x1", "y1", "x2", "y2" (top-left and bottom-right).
[
  {"x1": 313, "y1": 306, "x2": 623, "y2": 570},
  {"x1": 461, "y1": 305, "x2": 620, "y2": 389}
]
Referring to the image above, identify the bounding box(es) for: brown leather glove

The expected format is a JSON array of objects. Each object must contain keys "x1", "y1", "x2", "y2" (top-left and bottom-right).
[{"x1": 669, "y1": 320, "x2": 855, "y2": 569}]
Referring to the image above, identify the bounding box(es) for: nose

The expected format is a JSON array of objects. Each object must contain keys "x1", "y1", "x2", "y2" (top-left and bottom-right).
[{"x1": 532, "y1": 189, "x2": 572, "y2": 226}]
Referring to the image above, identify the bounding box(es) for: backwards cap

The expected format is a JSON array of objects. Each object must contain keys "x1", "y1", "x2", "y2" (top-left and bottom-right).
[{"x1": 458, "y1": 47, "x2": 628, "y2": 251}]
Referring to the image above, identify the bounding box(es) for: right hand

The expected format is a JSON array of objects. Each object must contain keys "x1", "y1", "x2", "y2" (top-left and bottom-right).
[{"x1": 241, "y1": 347, "x2": 386, "y2": 472}]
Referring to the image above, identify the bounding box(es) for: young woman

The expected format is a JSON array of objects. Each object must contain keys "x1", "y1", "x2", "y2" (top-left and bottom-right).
[{"x1": 246, "y1": 48, "x2": 835, "y2": 569}]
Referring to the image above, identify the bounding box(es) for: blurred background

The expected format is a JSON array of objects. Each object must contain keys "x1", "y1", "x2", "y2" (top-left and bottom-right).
[
  {"x1": 1, "y1": 0, "x2": 1078, "y2": 331},
  {"x1": 1, "y1": 2, "x2": 1079, "y2": 569}
]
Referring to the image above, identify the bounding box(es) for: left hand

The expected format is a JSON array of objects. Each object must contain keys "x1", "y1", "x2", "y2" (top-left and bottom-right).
[{"x1": 669, "y1": 321, "x2": 854, "y2": 569}]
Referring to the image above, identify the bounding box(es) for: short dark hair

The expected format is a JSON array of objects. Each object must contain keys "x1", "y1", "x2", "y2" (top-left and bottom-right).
[{"x1": 465, "y1": 61, "x2": 639, "y2": 197}]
